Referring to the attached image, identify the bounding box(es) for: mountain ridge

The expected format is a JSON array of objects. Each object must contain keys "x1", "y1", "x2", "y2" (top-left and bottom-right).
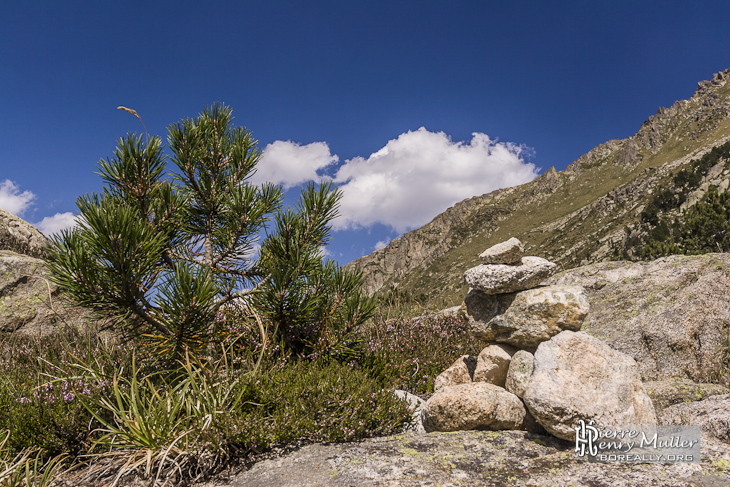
[{"x1": 346, "y1": 68, "x2": 730, "y2": 306}]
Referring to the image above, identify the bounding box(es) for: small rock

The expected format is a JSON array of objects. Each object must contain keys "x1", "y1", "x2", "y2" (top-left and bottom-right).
[
  {"x1": 434, "y1": 355, "x2": 476, "y2": 391},
  {"x1": 422, "y1": 382, "x2": 526, "y2": 432},
  {"x1": 660, "y1": 394, "x2": 730, "y2": 443},
  {"x1": 466, "y1": 285, "x2": 589, "y2": 350},
  {"x1": 464, "y1": 256, "x2": 557, "y2": 295},
  {"x1": 479, "y1": 237, "x2": 525, "y2": 265},
  {"x1": 434, "y1": 305, "x2": 462, "y2": 318},
  {"x1": 393, "y1": 390, "x2": 426, "y2": 434},
  {"x1": 505, "y1": 350, "x2": 534, "y2": 399},
  {"x1": 473, "y1": 344, "x2": 516, "y2": 387},
  {"x1": 523, "y1": 330, "x2": 657, "y2": 441}
]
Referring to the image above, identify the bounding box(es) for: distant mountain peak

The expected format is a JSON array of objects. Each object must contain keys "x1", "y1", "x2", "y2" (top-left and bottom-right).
[{"x1": 347, "y1": 67, "x2": 730, "y2": 305}]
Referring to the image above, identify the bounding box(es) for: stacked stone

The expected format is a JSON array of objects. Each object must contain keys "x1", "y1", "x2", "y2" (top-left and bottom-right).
[{"x1": 420, "y1": 238, "x2": 657, "y2": 440}]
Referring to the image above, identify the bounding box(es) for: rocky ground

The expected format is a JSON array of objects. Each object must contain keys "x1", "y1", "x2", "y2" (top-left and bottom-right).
[
  {"x1": 4, "y1": 214, "x2": 730, "y2": 486},
  {"x1": 195, "y1": 430, "x2": 730, "y2": 487}
]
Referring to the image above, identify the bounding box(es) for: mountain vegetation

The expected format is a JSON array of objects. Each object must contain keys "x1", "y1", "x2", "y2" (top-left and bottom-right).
[
  {"x1": 347, "y1": 68, "x2": 730, "y2": 306},
  {"x1": 0, "y1": 105, "x2": 479, "y2": 485},
  {"x1": 622, "y1": 140, "x2": 730, "y2": 258},
  {"x1": 47, "y1": 103, "x2": 375, "y2": 360},
  {"x1": 2, "y1": 69, "x2": 730, "y2": 484}
]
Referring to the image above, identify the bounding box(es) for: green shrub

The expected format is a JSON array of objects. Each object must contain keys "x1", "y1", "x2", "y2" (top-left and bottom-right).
[
  {"x1": 225, "y1": 360, "x2": 412, "y2": 450},
  {"x1": 357, "y1": 314, "x2": 479, "y2": 394},
  {"x1": 48, "y1": 103, "x2": 374, "y2": 360},
  {"x1": 0, "y1": 327, "x2": 132, "y2": 458}
]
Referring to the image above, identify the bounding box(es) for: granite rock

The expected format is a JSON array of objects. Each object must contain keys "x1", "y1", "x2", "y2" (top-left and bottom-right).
[{"x1": 464, "y1": 256, "x2": 557, "y2": 295}]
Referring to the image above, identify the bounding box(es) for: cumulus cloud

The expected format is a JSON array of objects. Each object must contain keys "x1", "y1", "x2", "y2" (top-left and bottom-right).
[
  {"x1": 0, "y1": 179, "x2": 36, "y2": 216},
  {"x1": 332, "y1": 128, "x2": 538, "y2": 232},
  {"x1": 374, "y1": 238, "x2": 391, "y2": 250},
  {"x1": 34, "y1": 212, "x2": 78, "y2": 237},
  {"x1": 252, "y1": 140, "x2": 338, "y2": 189}
]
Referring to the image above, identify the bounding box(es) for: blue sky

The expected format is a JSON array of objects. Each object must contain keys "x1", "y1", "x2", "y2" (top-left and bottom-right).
[{"x1": 2, "y1": 1, "x2": 729, "y2": 265}]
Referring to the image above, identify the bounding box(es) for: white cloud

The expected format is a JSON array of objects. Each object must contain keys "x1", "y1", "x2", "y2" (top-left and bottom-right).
[
  {"x1": 374, "y1": 238, "x2": 391, "y2": 250},
  {"x1": 253, "y1": 140, "x2": 338, "y2": 189},
  {"x1": 34, "y1": 212, "x2": 78, "y2": 237},
  {"x1": 318, "y1": 245, "x2": 333, "y2": 258},
  {"x1": 0, "y1": 180, "x2": 36, "y2": 217},
  {"x1": 333, "y1": 128, "x2": 538, "y2": 232}
]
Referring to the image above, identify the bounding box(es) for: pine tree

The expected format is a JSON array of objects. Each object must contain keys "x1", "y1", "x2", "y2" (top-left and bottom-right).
[{"x1": 48, "y1": 103, "x2": 374, "y2": 358}]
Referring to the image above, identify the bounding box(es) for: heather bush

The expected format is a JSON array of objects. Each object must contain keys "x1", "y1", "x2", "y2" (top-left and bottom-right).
[
  {"x1": 0, "y1": 314, "x2": 416, "y2": 484},
  {"x1": 0, "y1": 326, "x2": 132, "y2": 458},
  {"x1": 224, "y1": 360, "x2": 412, "y2": 450},
  {"x1": 357, "y1": 313, "x2": 479, "y2": 394}
]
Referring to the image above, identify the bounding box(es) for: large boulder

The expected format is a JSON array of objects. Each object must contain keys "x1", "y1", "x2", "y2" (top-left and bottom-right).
[
  {"x1": 523, "y1": 330, "x2": 657, "y2": 441},
  {"x1": 465, "y1": 285, "x2": 589, "y2": 350},
  {"x1": 660, "y1": 394, "x2": 730, "y2": 443},
  {"x1": 0, "y1": 209, "x2": 51, "y2": 259},
  {"x1": 0, "y1": 250, "x2": 88, "y2": 335},
  {"x1": 545, "y1": 254, "x2": 730, "y2": 383},
  {"x1": 464, "y1": 256, "x2": 557, "y2": 295},
  {"x1": 422, "y1": 382, "x2": 526, "y2": 432}
]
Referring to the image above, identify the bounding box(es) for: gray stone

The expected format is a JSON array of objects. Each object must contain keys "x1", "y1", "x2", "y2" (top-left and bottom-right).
[
  {"x1": 0, "y1": 209, "x2": 51, "y2": 259},
  {"x1": 545, "y1": 254, "x2": 730, "y2": 383},
  {"x1": 193, "y1": 429, "x2": 730, "y2": 487},
  {"x1": 422, "y1": 382, "x2": 526, "y2": 433},
  {"x1": 660, "y1": 394, "x2": 730, "y2": 443},
  {"x1": 466, "y1": 285, "x2": 589, "y2": 350},
  {"x1": 393, "y1": 390, "x2": 426, "y2": 434},
  {"x1": 472, "y1": 344, "x2": 515, "y2": 387},
  {"x1": 479, "y1": 237, "x2": 524, "y2": 265},
  {"x1": 644, "y1": 379, "x2": 730, "y2": 413},
  {"x1": 505, "y1": 350, "x2": 534, "y2": 399},
  {"x1": 433, "y1": 355, "x2": 476, "y2": 391},
  {"x1": 464, "y1": 256, "x2": 557, "y2": 295},
  {"x1": 523, "y1": 331, "x2": 657, "y2": 441},
  {"x1": 0, "y1": 250, "x2": 91, "y2": 335}
]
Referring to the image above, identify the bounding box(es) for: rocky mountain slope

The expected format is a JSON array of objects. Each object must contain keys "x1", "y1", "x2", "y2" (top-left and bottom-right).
[{"x1": 346, "y1": 68, "x2": 730, "y2": 305}]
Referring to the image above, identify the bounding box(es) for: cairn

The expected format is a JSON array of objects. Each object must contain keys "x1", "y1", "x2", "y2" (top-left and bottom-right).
[{"x1": 419, "y1": 238, "x2": 656, "y2": 440}]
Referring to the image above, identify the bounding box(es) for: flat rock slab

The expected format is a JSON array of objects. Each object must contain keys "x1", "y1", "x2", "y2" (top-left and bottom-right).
[
  {"x1": 194, "y1": 430, "x2": 730, "y2": 487},
  {"x1": 645, "y1": 379, "x2": 730, "y2": 412},
  {"x1": 661, "y1": 394, "x2": 730, "y2": 443},
  {"x1": 464, "y1": 256, "x2": 557, "y2": 295},
  {"x1": 544, "y1": 254, "x2": 730, "y2": 382}
]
